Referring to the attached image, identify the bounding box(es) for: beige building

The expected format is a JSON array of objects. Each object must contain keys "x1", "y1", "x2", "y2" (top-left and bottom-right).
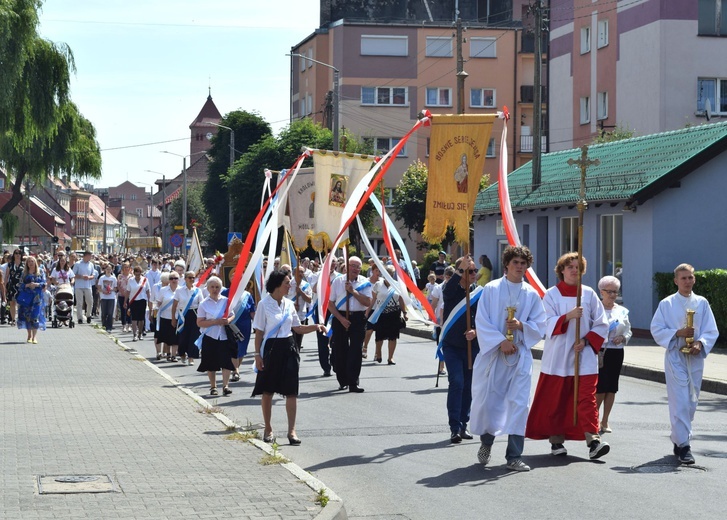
[{"x1": 290, "y1": 8, "x2": 546, "y2": 256}]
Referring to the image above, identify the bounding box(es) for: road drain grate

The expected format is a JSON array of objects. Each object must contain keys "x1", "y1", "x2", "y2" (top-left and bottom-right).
[
  {"x1": 37, "y1": 475, "x2": 118, "y2": 494},
  {"x1": 631, "y1": 463, "x2": 706, "y2": 474}
]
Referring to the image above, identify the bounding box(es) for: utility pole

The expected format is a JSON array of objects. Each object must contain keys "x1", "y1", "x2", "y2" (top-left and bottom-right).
[
  {"x1": 456, "y1": 17, "x2": 468, "y2": 115},
  {"x1": 532, "y1": 0, "x2": 544, "y2": 190}
]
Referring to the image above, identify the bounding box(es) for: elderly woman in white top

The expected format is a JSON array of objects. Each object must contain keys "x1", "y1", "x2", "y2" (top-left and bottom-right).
[
  {"x1": 172, "y1": 271, "x2": 205, "y2": 366},
  {"x1": 196, "y1": 276, "x2": 237, "y2": 396},
  {"x1": 596, "y1": 275, "x2": 632, "y2": 434},
  {"x1": 252, "y1": 270, "x2": 326, "y2": 445},
  {"x1": 155, "y1": 271, "x2": 180, "y2": 361}
]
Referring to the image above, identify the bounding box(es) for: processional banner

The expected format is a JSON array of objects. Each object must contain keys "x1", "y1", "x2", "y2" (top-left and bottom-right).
[
  {"x1": 423, "y1": 114, "x2": 496, "y2": 245},
  {"x1": 310, "y1": 151, "x2": 373, "y2": 251}
]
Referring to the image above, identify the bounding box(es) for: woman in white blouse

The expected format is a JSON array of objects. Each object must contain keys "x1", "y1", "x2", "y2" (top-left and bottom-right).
[
  {"x1": 252, "y1": 270, "x2": 325, "y2": 445},
  {"x1": 596, "y1": 275, "x2": 632, "y2": 434},
  {"x1": 196, "y1": 277, "x2": 237, "y2": 396},
  {"x1": 155, "y1": 271, "x2": 180, "y2": 361},
  {"x1": 124, "y1": 266, "x2": 151, "y2": 342},
  {"x1": 172, "y1": 271, "x2": 205, "y2": 366}
]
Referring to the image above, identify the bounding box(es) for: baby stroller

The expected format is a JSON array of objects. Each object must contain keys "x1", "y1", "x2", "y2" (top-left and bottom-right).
[{"x1": 52, "y1": 283, "x2": 75, "y2": 328}]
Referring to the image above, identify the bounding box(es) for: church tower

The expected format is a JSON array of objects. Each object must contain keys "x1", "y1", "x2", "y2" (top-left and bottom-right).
[{"x1": 187, "y1": 90, "x2": 222, "y2": 180}]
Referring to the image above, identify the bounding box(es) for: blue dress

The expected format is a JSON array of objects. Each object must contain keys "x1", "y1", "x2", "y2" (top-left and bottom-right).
[{"x1": 17, "y1": 274, "x2": 47, "y2": 331}]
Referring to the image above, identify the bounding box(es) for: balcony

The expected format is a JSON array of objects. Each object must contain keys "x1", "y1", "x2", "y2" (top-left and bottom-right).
[
  {"x1": 520, "y1": 85, "x2": 547, "y2": 104},
  {"x1": 520, "y1": 135, "x2": 547, "y2": 153}
]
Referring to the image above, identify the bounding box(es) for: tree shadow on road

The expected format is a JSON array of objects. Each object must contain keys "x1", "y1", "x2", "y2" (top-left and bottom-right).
[{"x1": 304, "y1": 440, "x2": 447, "y2": 472}]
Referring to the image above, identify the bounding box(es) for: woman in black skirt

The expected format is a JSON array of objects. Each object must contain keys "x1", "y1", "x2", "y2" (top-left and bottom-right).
[
  {"x1": 196, "y1": 277, "x2": 237, "y2": 396},
  {"x1": 124, "y1": 266, "x2": 151, "y2": 341},
  {"x1": 155, "y1": 272, "x2": 180, "y2": 361},
  {"x1": 252, "y1": 270, "x2": 326, "y2": 445},
  {"x1": 369, "y1": 265, "x2": 407, "y2": 365},
  {"x1": 596, "y1": 275, "x2": 632, "y2": 434},
  {"x1": 171, "y1": 271, "x2": 204, "y2": 366}
]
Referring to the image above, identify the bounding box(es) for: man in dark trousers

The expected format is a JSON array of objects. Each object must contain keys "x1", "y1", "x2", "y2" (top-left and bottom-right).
[
  {"x1": 328, "y1": 256, "x2": 372, "y2": 393},
  {"x1": 440, "y1": 255, "x2": 479, "y2": 443}
]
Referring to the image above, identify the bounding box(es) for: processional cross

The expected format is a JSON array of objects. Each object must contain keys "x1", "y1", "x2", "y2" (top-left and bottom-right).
[{"x1": 566, "y1": 145, "x2": 600, "y2": 426}]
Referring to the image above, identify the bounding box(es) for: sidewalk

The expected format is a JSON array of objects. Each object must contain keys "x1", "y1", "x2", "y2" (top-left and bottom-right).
[
  {"x1": 404, "y1": 322, "x2": 727, "y2": 395},
  {"x1": 0, "y1": 324, "x2": 345, "y2": 520}
]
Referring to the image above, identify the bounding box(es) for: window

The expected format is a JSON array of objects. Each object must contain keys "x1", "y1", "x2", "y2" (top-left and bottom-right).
[
  {"x1": 425, "y1": 87, "x2": 452, "y2": 107},
  {"x1": 300, "y1": 98, "x2": 307, "y2": 116},
  {"x1": 597, "y1": 91, "x2": 608, "y2": 120},
  {"x1": 383, "y1": 188, "x2": 397, "y2": 207},
  {"x1": 361, "y1": 86, "x2": 408, "y2": 106},
  {"x1": 130, "y1": 193, "x2": 137, "y2": 201},
  {"x1": 600, "y1": 215, "x2": 623, "y2": 278},
  {"x1": 135, "y1": 208, "x2": 143, "y2": 218},
  {"x1": 307, "y1": 94, "x2": 313, "y2": 115},
  {"x1": 697, "y1": 77, "x2": 727, "y2": 114},
  {"x1": 597, "y1": 20, "x2": 609, "y2": 48},
  {"x1": 364, "y1": 137, "x2": 407, "y2": 157},
  {"x1": 470, "y1": 37, "x2": 497, "y2": 58},
  {"x1": 580, "y1": 96, "x2": 590, "y2": 124},
  {"x1": 698, "y1": 0, "x2": 727, "y2": 36},
  {"x1": 470, "y1": 88, "x2": 496, "y2": 108},
  {"x1": 486, "y1": 137, "x2": 496, "y2": 158},
  {"x1": 361, "y1": 35, "x2": 408, "y2": 56},
  {"x1": 426, "y1": 36, "x2": 453, "y2": 57},
  {"x1": 560, "y1": 217, "x2": 578, "y2": 254},
  {"x1": 307, "y1": 48, "x2": 313, "y2": 68},
  {"x1": 580, "y1": 26, "x2": 591, "y2": 54}
]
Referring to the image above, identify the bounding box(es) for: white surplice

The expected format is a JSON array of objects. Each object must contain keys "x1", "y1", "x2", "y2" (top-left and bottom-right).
[
  {"x1": 470, "y1": 277, "x2": 546, "y2": 437},
  {"x1": 650, "y1": 292, "x2": 718, "y2": 447}
]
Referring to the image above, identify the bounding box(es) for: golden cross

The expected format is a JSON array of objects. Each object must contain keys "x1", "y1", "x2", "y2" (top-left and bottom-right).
[{"x1": 567, "y1": 145, "x2": 600, "y2": 204}]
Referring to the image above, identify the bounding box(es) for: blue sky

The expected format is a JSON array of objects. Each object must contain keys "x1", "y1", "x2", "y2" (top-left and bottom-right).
[{"x1": 38, "y1": 0, "x2": 320, "y2": 189}]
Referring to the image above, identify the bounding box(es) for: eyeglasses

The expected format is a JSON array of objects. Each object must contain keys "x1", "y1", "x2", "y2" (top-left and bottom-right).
[
  {"x1": 169, "y1": 277, "x2": 179, "y2": 280},
  {"x1": 601, "y1": 289, "x2": 618, "y2": 295},
  {"x1": 458, "y1": 269, "x2": 477, "y2": 275},
  {"x1": 185, "y1": 275, "x2": 195, "y2": 279}
]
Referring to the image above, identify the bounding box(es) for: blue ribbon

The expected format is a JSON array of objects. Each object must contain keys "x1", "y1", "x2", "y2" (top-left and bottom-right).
[
  {"x1": 435, "y1": 286, "x2": 483, "y2": 360},
  {"x1": 176, "y1": 287, "x2": 200, "y2": 333}
]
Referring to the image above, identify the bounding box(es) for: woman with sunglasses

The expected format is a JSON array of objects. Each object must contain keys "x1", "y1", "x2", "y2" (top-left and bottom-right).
[
  {"x1": 5, "y1": 249, "x2": 25, "y2": 325},
  {"x1": 596, "y1": 275, "x2": 631, "y2": 434},
  {"x1": 155, "y1": 272, "x2": 180, "y2": 361},
  {"x1": 172, "y1": 271, "x2": 205, "y2": 365}
]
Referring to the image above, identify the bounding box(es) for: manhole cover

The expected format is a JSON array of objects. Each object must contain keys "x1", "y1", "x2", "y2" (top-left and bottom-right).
[
  {"x1": 37, "y1": 475, "x2": 118, "y2": 494},
  {"x1": 631, "y1": 463, "x2": 706, "y2": 474}
]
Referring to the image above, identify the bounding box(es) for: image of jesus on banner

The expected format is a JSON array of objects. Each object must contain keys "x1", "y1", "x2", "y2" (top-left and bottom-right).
[
  {"x1": 329, "y1": 174, "x2": 347, "y2": 207},
  {"x1": 454, "y1": 153, "x2": 469, "y2": 193}
]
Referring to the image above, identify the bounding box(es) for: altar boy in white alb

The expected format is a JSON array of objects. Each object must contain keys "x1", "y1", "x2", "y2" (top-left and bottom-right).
[
  {"x1": 650, "y1": 263, "x2": 718, "y2": 465},
  {"x1": 470, "y1": 246, "x2": 546, "y2": 472}
]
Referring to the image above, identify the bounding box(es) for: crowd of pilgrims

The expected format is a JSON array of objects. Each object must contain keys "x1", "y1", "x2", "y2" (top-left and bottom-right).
[{"x1": 1, "y1": 245, "x2": 717, "y2": 464}]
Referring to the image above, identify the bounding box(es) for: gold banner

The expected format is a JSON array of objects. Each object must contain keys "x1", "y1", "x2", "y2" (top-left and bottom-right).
[{"x1": 423, "y1": 114, "x2": 496, "y2": 245}]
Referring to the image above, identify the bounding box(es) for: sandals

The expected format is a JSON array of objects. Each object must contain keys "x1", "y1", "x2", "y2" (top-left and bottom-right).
[
  {"x1": 210, "y1": 387, "x2": 219, "y2": 396},
  {"x1": 156, "y1": 353, "x2": 163, "y2": 360},
  {"x1": 231, "y1": 373, "x2": 240, "y2": 382},
  {"x1": 362, "y1": 347, "x2": 368, "y2": 359},
  {"x1": 263, "y1": 432, "x2": 275, "y2": 443},
  {"x1": 222, "y1": 387, "x2": 232, "y2": 396},
  {"x1": 287, "y1": 434, "x2": 302, "y2": 446}
]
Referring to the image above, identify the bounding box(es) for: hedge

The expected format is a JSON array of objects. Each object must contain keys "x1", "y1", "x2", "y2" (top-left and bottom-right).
[{"x1": 654, "y1": 269, "x2": 727, "y2": 343}]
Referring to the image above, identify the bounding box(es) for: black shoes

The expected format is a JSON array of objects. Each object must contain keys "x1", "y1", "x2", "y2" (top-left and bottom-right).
[
  {"x1": 349, "y1": 386, "x2": 365, "y2": 393},
  {"x1": 450, "y1": 432, "x2": 462, "y2": 444},
  {"x1": 288, "y1": 435, "x2": 302, "y2": 446},
  {"x1": 86, "y1": 316, "x2": 91, "y2": 324},
  {"x1": 460, "y1": 429, "x2": 473, "y2": 440},
  {"x1": 676, "y1": 444, "x2": 695, "y2": 464},
  {"x1": 588, "y1": 440, "x2": 610, "y2": 460}
]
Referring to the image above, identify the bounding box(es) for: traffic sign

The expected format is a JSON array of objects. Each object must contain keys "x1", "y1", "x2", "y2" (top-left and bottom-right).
[
  {"x1": 170, "y1": 233, "x2": 183, "y2": 247},
  {"x1": 174, "y1": 225, "x2": 184, "y2": 230},
  {"x1": 227, "y1": 232, "x2": 243, "y2": 244}
]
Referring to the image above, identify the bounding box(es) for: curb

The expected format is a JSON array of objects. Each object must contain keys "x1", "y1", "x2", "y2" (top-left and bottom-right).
[
  {"x1": 404, "y1": 326, "x2": 727, "y2": 396},
  {"x1": 100, "y1": 327, "x2": 347, "y2": 520}
]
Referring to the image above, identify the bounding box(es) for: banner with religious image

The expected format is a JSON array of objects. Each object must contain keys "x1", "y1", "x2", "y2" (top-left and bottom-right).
[
  {"x1": 423, "y1": 114, "x2": 496, "y2": 245},
  {"x1": 285, "y1": 167, "x2": 315, "y2": 249},
  {"x1": 311, "y1": 151, "x2": 374, "y2": 251}
]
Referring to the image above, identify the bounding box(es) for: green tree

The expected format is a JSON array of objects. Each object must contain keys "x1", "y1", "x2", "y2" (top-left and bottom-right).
[
  {"x1": 0, "y1": 0, "x2": 101, "y2": 215},
  {"x1": 167, "y1": 183, "x2": 211, "y2": 250},
  {"x1": 202, "y1": 110, "x2": 271, "y2": 251}
]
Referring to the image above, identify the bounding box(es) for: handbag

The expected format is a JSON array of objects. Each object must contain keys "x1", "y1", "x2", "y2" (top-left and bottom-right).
[
  {"x1": 399, "y1": 316, "x2": 407, "y2": 330},
  {"x1": 226, "y1": 322, "x2": 245, "y2": 343}
]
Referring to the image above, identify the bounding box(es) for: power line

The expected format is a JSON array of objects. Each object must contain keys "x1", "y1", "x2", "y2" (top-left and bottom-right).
[{"x1": 101, "y1": 137, "x2": 189, "y2": 152}]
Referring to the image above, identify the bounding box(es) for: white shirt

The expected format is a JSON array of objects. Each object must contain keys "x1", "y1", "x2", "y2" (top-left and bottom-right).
[
  {"x1": 173, "y1": 285, "x2": 204, "y2": 316},
  {"x1": 198, "y1": 296, "x2": 229, "y2": 340},
  {"x1": 72, "y1": 260, "x2": 97, "y2": 289},
  {"x1": 145, "y1": 268, "x2": 161, "y2": 288},
  {"x1": 50, "y1": 267, "x2": 75, "y2": 286},
  {"x1": 288, "y1": 278, "x2": 312, "y2": 320},
  {"x1": 156, "y1": 286, "x2": 177, "y2": 319},
  {"x1": 97, "y1": 275, "x2": 118, "y2": 300},
  {"x1": 127, "y1": 277, "x2": 150, "y2": 301},
  {"x1": 372, "y1": 279, "x2": 399, "y2": 307},
  {"x1": 329, "y1": 274, "x2": 372, "y2": 312},
  {"x1": 252, "y1": 295, "x2": 301, "y2": 338}
]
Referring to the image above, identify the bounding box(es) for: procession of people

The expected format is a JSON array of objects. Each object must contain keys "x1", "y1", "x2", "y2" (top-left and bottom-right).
[{"x1": 1, "y1": 245, "x2": 719, "y2": 467}]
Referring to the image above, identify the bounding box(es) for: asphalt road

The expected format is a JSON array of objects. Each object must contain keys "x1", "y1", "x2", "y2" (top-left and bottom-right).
[{"x1": 125, "y1": 327, "x2": 727, "y2": 520}]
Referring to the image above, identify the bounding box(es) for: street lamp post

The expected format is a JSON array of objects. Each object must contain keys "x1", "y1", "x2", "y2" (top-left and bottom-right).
[
  {"x1": 145, "y1": 170, "x2": 168, "y2": 253},
  {"x1": 99, "y1": 189, "x2": 109, "y2": 254},
  {"x1": 287, "y1": 53, "x2": 339, "y2": 151},
  {"x1": 204, "y1": 121, "x2": 235, "y2": 236},
  {"x1": 161, "y1": 151, "x2": 205, "y2": 254}
]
